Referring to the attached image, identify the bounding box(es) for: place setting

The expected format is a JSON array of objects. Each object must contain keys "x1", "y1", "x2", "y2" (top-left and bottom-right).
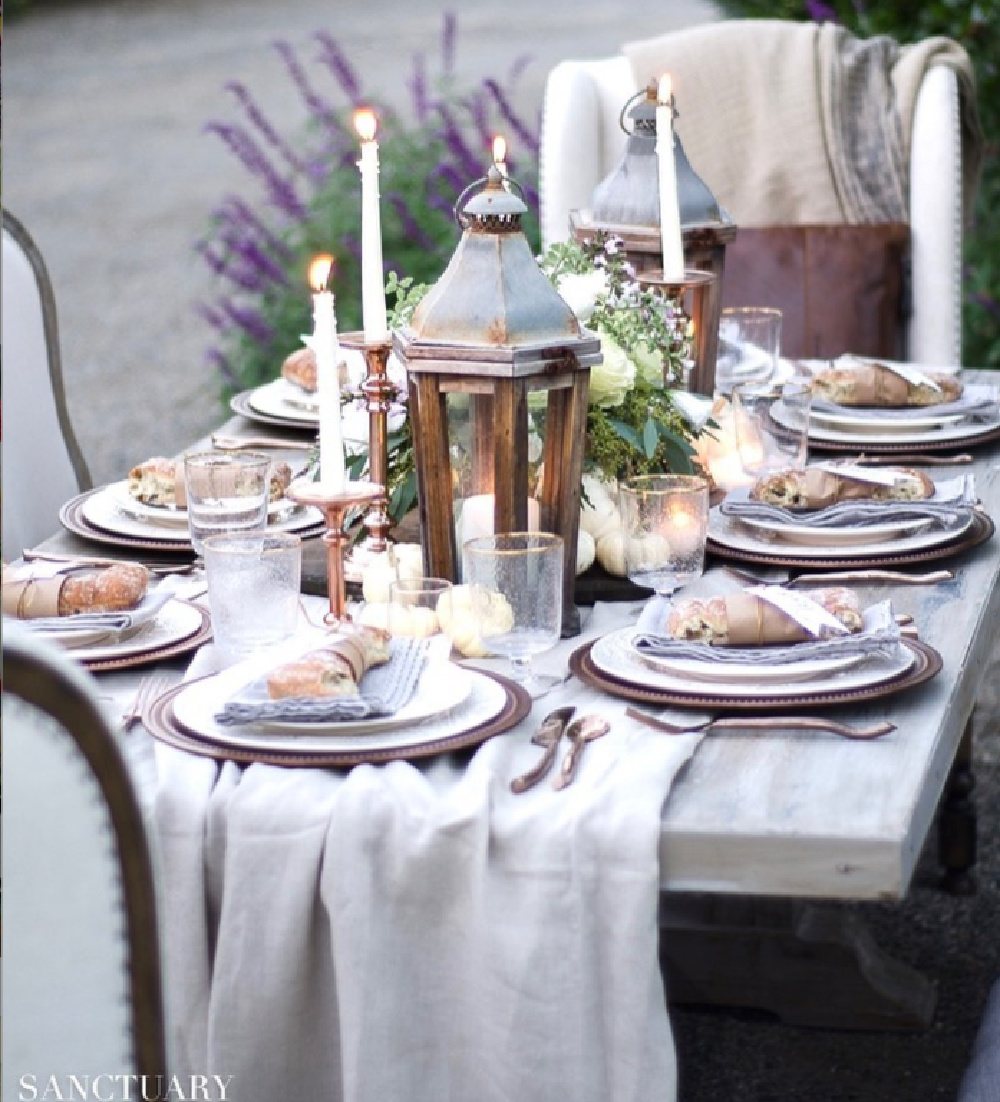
[
  {"x1": 1, "y1": 558, "x2": 212, "y2": 671},
  {"x1": 60, "y1": 449, "x2": 327, "y2": 553},
  {"x1": 567, "y1": 476, "x2": 943, "y2": 718},
  {"x1": 785, "y1": 355, "x2": 1000, "y2": 454}
]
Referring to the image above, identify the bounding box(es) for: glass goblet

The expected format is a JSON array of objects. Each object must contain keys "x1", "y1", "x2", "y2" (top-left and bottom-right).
[
  {"x1": 387, "y1": 577, "x2": 452, "y2": 639},
  {"x1": 618, "y1": 474, "x2": 709, "y2": 597},
  {"x1": 462, "y1": 532, "x2": 564, "y2": 696}
]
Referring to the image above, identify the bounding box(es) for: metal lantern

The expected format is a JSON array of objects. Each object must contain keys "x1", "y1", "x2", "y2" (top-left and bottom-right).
[
  {"x1": 570, "y1": 80, "x2": 737, "y2": 394},
  {"x1": 394, "y1": 165, "x2": 602, "y2": 636}
]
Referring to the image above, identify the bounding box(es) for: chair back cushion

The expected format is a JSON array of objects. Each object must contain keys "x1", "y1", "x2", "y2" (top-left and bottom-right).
[
  {"x1": 721, "y1": 223, "x2": 910, "y2": 360},
  {"x1": 2, "y1": 212, "x2": 91, "y2": 559}
]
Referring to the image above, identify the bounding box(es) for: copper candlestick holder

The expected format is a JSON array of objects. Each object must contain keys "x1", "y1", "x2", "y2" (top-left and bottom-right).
[
  {"x1": 286, "y1": 478, "x2": 383, "y2": 626},
  {"x1": 339, "y1": 332, "x2": 398, "y2": 552},
  {"x1": 637, "y1": 268, "x2": 717, "y2": 396}
]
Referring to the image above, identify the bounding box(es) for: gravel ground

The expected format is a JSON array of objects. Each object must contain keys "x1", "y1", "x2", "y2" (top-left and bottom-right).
[{"x1": 5, "y1": 1, "x2": 999, "y2": 1097}]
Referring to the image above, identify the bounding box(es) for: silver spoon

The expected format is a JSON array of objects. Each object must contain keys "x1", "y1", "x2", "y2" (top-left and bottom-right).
[{"x1": 552, "y1": 714, "x2": 611, "y2": 790}]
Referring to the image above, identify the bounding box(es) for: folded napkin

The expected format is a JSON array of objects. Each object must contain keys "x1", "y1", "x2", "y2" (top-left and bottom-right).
[
  {"x1": 5, "y1": 575, "x2": 180, "y2": 634},
  {"x1": 719, "y1": 474, "x2": 976, "y2": 529},
  {"x1": 215, "y1": 634, "x2": 432, "y2": 726},
  {"x1": 633, "y1": 599, "x2": 899, "y2": 665}
]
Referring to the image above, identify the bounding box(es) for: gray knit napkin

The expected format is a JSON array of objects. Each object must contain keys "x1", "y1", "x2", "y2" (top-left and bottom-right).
[
  {"x1": 19, "y1": 584, "x2": 178, "y2": 634},
  {"x1": 811, "y1": 383, "x2": 999, "y2": 423},
  {"x1": 632, "y1": 601, "x2": 900, "y2": 665},
  {"x1": 719, "y1": 475, "x2": 975, "y2": 529},
  {"x1": 215, "y1": 635, "x2": 432, "y2": 726}
]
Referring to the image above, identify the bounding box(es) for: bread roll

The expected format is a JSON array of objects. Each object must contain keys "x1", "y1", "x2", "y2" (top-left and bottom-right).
[
  {"x1": 812, "y1": 362, "x2": 962, "y2": 408},
  {"x1": 128, "y1": 458, "x2": 293, "y2": 508},
  {"x1": 666, "y1": 587, "x2": 862, "y2": 645},
  {"x1": 280, "y1": 347, "x2": 351, "y2": 395},
  {"x1": 266, "y1": 625, "x2": 392, "y2": 699},
  {"x1": 2, "y1": 563, "x2": 149, "y2": 619},
  {"x1": 751, "y1": 466, "x2": 934, "y2": 508}
]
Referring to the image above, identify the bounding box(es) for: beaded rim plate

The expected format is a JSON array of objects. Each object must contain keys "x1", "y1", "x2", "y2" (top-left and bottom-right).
[
  {"x1": 569, "y1": 636, "x2": 941, "y2": 712},
  {"x1": 75, "y1": 600, "x2": 212, "y2": 672}
]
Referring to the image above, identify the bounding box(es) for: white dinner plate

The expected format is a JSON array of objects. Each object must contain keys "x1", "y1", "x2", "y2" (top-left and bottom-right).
[
  {"x1": 593, "y1": 626, "x2": 914, "y2": 699},
  {"x1": 734, "y1": 514, "x2": 936, "y2": 547},
  {"x1": 633, "y1": 646, "x2": 869, "y2": 684},
  {"x1": 709, "y1": 506, "x2": 974, "y2": 560},
  {"x1": 50, "y1": 599, "x2": 206, "y2": 662},
  {"x1": 808, "y1": 407, "x2": 967, "y2": 434},
  {"x1": 248, "y1": 378, "x2": 398, "y2": 445},
  {"x1": 111, "y1": 481, "x2": 298, "y2": 529},
  {"x1": 82, "y1": 481, "x2": 324, "y2": 542},
  {"x1": 172, "y1": 661, "x2": 507, "y2": 754}
]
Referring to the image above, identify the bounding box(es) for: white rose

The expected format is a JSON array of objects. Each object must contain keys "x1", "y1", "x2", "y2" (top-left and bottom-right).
[
  {"x1": 556, "y1": 270, "x2": 608, "y2": 323},
  {"x1": 589, "y1": 332, "x2": 636, "y2": 408}
]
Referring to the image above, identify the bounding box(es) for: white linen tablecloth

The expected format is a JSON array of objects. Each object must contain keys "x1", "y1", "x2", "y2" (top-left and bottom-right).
[{"x1": 142, "y1": 601, "x2": 703, "y2": 1102}]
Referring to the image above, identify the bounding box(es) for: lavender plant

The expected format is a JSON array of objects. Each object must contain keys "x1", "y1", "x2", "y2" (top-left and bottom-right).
[{"x1": 199, "y1": 14, "x2": 541, "y2": 396}]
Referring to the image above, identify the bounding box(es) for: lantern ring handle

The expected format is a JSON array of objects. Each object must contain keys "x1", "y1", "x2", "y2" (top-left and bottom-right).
[
  {"x1": 618, "y1": 89, "x2": 647, "y2": 136},
  {"x1": 453, "y1": 174, "x2": 528, "y2": 229}
]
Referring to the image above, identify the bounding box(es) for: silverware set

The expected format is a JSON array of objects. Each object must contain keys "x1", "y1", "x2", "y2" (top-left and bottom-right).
[
  {"x1": 625, "y1": 707, "x2": 896, "y2": 741},
  {"x1": 510, "y1": 708, "x2": 610, "y2": 793},
  {"x1": 121, "y1": 673, "x2": 172, "y2": 732}
]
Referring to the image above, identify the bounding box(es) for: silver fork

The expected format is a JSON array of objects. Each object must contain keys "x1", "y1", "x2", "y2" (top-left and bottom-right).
[{"x1": 121, "y1": 673, "x2": 172, "y2": 732}]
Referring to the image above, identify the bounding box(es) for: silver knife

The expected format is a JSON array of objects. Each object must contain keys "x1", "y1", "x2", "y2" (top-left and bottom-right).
[
  {"x1": 510, "y1": 706, "x2": 576, "y2": 794},
  {"x1": 625, "y1": 707, "x2": 895, "y2": 741}
]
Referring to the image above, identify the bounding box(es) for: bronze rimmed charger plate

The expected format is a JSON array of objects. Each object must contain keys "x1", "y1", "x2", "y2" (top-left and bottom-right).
[
  {"x1": 707, "y1": 509, "x2": 993, "y2": 571},
  {"x1": 230, "y1": 388, "x2": 319, "y2": 433},
  {"x1": 806, "y1": 419, "x2": 1000, "y2": 455},
  {"x1": 144, "y1": 669, "x2": 531, "y2": 768},
  {"x1": 569, "y1": 637, "x2": 942, "y2": 713},
  {"x1": 60, "y1": 487, "x2": 327, "y2": 553}
]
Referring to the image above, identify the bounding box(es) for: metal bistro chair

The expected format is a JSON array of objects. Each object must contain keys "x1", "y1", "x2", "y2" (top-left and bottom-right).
[
  {"x1": 2, "y1": 626, "x2": 168, "y2": 1091},
  {"x1": 2, "y1": 209, "x2": 92, "y2": 559},
  {"x1": 539, "y1": 21, "x2": 975, "y2": 365}
]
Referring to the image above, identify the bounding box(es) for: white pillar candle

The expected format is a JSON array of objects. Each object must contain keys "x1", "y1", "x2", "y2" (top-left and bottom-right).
[
  {"x1": 460, "y1": 493, "x2": 541, "y2": 546},
  {"x1": 492, "y1": 134, "x2": 510, "y2": 191},
  {"x1": 309, "y1": 255, "x2": 347, "y2": 491},
  {"x1": 655, "y1": 74, "x2": 686, "y2": 281},
  {"x1": 354, "y1": 109, "x2": 389, "y2": 342}
]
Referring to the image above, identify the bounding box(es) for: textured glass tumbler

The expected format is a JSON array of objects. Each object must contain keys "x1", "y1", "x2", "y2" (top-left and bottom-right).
[
  {"x1": 462, "y1": 532, "x2": 564, "y2": 694},
  {"x1": 733, "y1": 378, "x2": 812, "y2": 477},
  {"x1": 183, "y1": 450, "x2": 271, "y2": 556},
  {"x1": 716, "y1": 307, "x2": 783, "y2": 396},
  {"x1": 618, "y1": 474, "x2": 710, "y2": 596},
  {"x1": 388, "y1": 577, "x2": 452, "y2": 639},
  {"x1": 204, "y1": 532, "x2": 301, "y2": 666}
]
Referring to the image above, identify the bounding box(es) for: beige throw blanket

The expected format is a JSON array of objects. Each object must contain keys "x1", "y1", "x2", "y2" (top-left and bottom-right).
[{"x1": 624, "y1": 20, "x2": 982, "y2": 226}]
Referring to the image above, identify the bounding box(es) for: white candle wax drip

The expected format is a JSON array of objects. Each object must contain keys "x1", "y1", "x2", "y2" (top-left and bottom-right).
[{"x1": 655, "y1": 74, "x2": 685, "y2": 281}]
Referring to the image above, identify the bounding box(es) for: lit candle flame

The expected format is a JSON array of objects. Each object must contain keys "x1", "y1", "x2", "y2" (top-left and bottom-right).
[
  {"x1": 308, "y1": 254, "x2": 334, "y2": 293},
  {"x1": 354, "y1": 108, "x2": 377, "y2": 143},
  {"x1": 492, "y1": 134, "x2": 507, "y2": 166},
  {"x1": 658, "y1": 73, "x2": 672, "y2": 106}
]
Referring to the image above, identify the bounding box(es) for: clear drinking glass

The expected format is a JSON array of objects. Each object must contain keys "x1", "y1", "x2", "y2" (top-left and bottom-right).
[
  {"x1": 203, "y1": 532, "x2": 301, "y2": 666},
  {"x1": 462, "y1": 532, "x2": 564, "y2": 694},
  {"x1": 732, "y1": 377, "x2": 812, "y2": 477},
  {"x1": 716, "y1": 307, "x2": 783, "y2": 396},
  {"x1": 183, "y1": 450, "x2": 271, "y2": 556},
  {"x1": 388, "y1": 577, "x2": 452, "y2": 639},
  {"x1": 618, "y1": 474, "x2": 709, "y2": 597}
]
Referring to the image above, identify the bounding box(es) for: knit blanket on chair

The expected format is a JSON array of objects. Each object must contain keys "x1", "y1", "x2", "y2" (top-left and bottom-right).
[{"x1": 623, "y1": 19, "x2": 982, "y2": 227}]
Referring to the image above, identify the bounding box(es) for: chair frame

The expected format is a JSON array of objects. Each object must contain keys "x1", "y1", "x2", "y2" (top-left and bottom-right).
[
  {"x1": 4, "y1": 635, "x2": 168, "y2": 1078},
  {"x1": 3, "y1": 208, "x2": 93, "y2": 492}
]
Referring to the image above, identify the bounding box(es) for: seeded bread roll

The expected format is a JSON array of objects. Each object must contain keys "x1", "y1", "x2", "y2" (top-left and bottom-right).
[
  {"x1": 666, "y1": 587, "x2": 863, "y2": 645},
  {"x1": 812, "y1": 362, "x2": 962, "y2": 408},
  {"x1": 128, "y1": 458, "x2": 293, "y2": 508},
  {"x1": 750, "y1": 466, "x2": 934, "y2": 509},
  {"x1": 280, "y1": 347, "x2": 351, "y2": 395},
  {"x1": 266, "y1": 625, "x2": 392, "y2": 699}
]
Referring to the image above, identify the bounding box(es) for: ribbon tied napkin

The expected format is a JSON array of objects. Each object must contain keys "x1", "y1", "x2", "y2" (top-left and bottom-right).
[
  {"x1": 720, "y1": 473, "x2": 976, "y2": 529},
  {"x1": 215, "y1": 634, "x2": 433, "y2": 725},
  {"x1": 634, "y1": 594, "x2": 900, "y2": 666}
]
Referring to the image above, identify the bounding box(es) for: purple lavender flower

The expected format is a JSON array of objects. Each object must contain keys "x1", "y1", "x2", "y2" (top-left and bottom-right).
[
  {"x1": 226, "y1": 81, "x2": 307, "y2": 174},
  {"x1": 204, "y1": 122, "x2": 308, "y2": 219},
  {"x1": 482, "y1": 79, "x2": 539, "y2": 154},
  {"x1": 409, "y1": 52, "x2": 429, "y2": 124},
  {"x1": 441, "y1": 11, "x2": 456, "y2": 77},
  {"x1": 314, "y1": 31, "x2": 363, "y2": 107},
  {"x1": 805, "y1": 0, "x2": 839, "y2": 21}
]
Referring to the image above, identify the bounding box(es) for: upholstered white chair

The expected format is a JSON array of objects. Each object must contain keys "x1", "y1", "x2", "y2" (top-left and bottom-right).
[
  {"x1": 539, "y1": 22, "x2": 969, "y2": 365},
  {"x1": 2, "y1": 209, "x2": 92, "y2": 559},
  {"x1": 2, "y1": 626, "x2": 168, "y2": 1091}
]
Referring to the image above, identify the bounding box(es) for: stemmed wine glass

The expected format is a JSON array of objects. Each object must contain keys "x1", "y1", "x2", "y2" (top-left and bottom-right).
[
  {"x1": 462, "y1": 532, "x2": 564, "y2": 696},
  {"x1": 618, "y1": 474, "x2": 710, "y2": 598}
]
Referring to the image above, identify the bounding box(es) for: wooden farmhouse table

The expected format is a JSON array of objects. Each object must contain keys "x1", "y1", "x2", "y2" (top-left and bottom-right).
[{"x1": 28, "y1": 370, "x2": 1000, "y2": 1031}]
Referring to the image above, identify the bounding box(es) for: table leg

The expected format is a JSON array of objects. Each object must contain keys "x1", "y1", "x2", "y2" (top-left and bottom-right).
[
  {"x1": 938, "y1": 716, "x2": 977, "y2": 896},
  {"x1": 659, "y1": 895, "x2": 937, "y2": 1032}
]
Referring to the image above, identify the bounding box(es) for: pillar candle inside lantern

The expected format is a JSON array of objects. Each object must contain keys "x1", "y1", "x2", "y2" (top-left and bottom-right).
[{"x1": 460, "y1": 493, "x2": 541, "y2": 547}]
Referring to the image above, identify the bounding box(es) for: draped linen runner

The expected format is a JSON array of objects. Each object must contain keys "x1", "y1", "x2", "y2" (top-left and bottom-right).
[
  {"x1": 623, "y1": 20, "x2": 982, "y2": 227},
  {"x1": 148, "y1": 601, "x2": 702, "y2": 1102}
]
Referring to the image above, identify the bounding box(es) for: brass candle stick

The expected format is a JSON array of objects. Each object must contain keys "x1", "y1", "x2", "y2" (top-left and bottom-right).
[
  {"x1": 637, "y1": 268, "x2": 717, "y2": 395},
  {"x1": 339, "y1": 332, "x2": 397, "y2": 552},
  {"x1": 285, "y1": 478, "x2": 383, "y2": 626}
]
